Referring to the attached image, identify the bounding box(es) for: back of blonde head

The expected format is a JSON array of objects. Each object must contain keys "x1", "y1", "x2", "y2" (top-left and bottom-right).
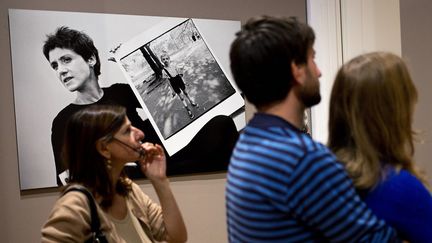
[{"x1": 328, "y1": 52, "x2": 426, "y2": 189}]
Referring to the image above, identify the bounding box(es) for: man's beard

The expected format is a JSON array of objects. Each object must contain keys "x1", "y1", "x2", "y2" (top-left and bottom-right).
[{"x1": 300, "y1": 69, "x2": 321, "y2": 108}]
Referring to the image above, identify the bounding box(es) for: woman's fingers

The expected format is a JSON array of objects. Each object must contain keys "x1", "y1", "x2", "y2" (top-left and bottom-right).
[{"x1": 138, "y1": 143, "x2": 165, "y2": 167}]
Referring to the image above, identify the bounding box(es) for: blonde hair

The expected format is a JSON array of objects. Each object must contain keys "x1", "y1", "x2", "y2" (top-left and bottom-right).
[{"x1": 328, "y1": 52, "x2": 428, "y2": 190}]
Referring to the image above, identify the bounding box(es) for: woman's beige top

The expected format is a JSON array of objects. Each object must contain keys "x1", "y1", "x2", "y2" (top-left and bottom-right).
[{"x1": 41, "y1": 182, "x2": 167, "y2": 243}]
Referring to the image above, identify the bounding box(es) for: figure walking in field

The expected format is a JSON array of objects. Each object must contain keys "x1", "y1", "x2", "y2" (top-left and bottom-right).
[{"x1": 161, "y1": 52, "x2": 198, "y2": 119}]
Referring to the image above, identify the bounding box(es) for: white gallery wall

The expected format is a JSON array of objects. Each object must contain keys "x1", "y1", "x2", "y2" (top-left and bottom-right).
[
  {"x1": 308, "y1": 0, "x2": 432, "y2": 184},
  {"x1": 307, "y1": 0, "x2": 401, "y2": 144}
]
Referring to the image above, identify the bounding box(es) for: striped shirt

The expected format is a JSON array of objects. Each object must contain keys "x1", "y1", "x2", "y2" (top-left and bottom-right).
[{"x1": 226, "y1": 113, "x2": 398, "y2": 242}]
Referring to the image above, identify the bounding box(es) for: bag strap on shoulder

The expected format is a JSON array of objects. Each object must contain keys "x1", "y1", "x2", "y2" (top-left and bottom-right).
[
  {"x1": 63, "y1": 185, "x2": 108, "y2": 243},
  {"x1": 63, "y1": 186, "x2": 100, "y2": 232}
]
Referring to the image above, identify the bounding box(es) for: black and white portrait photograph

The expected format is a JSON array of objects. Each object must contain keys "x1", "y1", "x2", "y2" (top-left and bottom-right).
[{"x1": 9, "y1": 9, "x2": 245, "y2": 190}]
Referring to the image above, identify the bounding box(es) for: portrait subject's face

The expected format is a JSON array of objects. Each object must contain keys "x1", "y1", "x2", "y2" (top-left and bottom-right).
[{"x1": 48, "y1": 48, "x2": 93, "y2": 92}]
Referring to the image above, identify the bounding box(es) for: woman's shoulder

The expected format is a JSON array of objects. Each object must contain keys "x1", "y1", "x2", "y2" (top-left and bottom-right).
[
  {"x1": 364, "y1": 168, "x2": 432, "y2": 241},
  {"x1": 42, "y1": 189, "x2": 89, "y2": 234},
  {"x1": 383, "y1": 168, "x2": 428, "y2": 192},
  {"x1": 42, "y1": 186, "x2": 106, "y2": 242},
  {"x1": 52, "y1": 104, "x2": 84, "y2": 126},
  {"x1": 366, "y1": 168, "x2": 431, "y2": 209},
  {"x1": 53, "y1": 187, "x2": 92, "y2": 212},
  {"x1": 101, "y1": 83, "x2": 138, "y2": 104},
  {"x1": 104, "y1": 83, "x2": 131, "y2": 93}
]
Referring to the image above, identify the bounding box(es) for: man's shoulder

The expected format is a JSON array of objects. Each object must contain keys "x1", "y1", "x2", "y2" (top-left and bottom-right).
[
  {"x1": 241, "y1": 124, "x2": 329, "y2": 153},
  {"x1": 238, "y1": 125, "x2": 335, "y2": 168},
  {"x1": 300, "y1": 135, "x2": 338, "y2": 162},
  {"x1": 271, "y1": 125, "x2": 331, "y2": 154},
  {"x1": 276, "y1": 132, "x2": 340, "y2": 174},
  {"x1": 301, "y1": 134, "x2": 331, "y2": 153}
]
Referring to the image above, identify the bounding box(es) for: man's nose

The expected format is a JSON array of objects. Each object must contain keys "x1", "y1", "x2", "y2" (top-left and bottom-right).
[{"x1": 317, "y1": 66, "x2": 322, "y2": 78}]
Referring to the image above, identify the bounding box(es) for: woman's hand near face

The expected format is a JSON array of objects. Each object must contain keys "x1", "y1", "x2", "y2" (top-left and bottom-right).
[
  {"x1": 139, "y1": 142, "x2": 187, "y2": 243},
  {"x1": 138, "y1": 143, "x2": 167, "y2": 182}
]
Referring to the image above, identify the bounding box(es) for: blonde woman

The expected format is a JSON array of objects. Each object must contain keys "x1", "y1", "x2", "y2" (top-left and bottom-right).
[{"x1": 328, "y1": 52, "x2": 432, "y2": 242}]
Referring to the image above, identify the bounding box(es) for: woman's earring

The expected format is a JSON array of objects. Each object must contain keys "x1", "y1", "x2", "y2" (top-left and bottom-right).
[{"x1": 106, "y1": 159, "x2": 112, "y2": 170}]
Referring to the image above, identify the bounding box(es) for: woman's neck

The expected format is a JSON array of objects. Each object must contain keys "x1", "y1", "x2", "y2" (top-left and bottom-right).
[
  {"x1": 110, "y1": 163, "x2": 124, "y2": 188},
  {"x1": 107, "y1": 193, "x2": 127, "y2": 220},
  {"x1": 74, "y1": 78, "x2": 104, "y2": 104}
]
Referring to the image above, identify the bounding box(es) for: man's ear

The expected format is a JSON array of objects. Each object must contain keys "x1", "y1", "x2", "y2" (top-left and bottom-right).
[
  {"x1": 96, "y1": 139, "x2": 111, "y2": 159},
  {"x1": 291, "y1": 61, "x2": 306, "y2": 85}
]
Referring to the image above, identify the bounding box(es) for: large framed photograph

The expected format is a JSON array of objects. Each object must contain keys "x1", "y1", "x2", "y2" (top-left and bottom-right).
[
  {"x1": 114, "y1": 18, "x2": 244, "y2": 155},
  {"x1": 9, "y1": 9, "x2": 245, "y2": 190}
]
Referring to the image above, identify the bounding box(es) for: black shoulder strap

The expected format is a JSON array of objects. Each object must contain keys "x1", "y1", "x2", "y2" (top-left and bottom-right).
[
  {"x1": 63, "y1": 186, "x2": 100, "y2": 232},
  {"x1": 63, "y1": 186, "x2": 108, "y2": 243}
]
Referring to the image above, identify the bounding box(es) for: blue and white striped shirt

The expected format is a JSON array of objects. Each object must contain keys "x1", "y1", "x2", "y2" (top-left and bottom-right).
[{"x1": 226, "y1": 113, "x2": 398, "y2": 242}]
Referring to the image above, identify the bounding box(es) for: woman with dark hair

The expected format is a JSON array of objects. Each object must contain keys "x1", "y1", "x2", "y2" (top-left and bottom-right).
[
  {"x1": 41, "y1": 105, "x2": 187, "y2": 242},
  {"x1": 328, "y1": 52, "x2": 432, "y2": 242}
]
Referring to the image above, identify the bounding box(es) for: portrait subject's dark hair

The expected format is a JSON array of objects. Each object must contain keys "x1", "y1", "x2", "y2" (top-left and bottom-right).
[
  {"x1": 62, "y1": 105, "x2": 131, "y2": 208},
  {"x1": 229, "y1": 16, "x2": 315, "y2": 108},
  {"x1": 43, "y1": 26, "x2": 101, "y2": 77}
]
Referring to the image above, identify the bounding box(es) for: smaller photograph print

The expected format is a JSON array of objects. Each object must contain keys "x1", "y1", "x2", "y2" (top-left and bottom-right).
[{"x1": 120, "y1": 19, "x2": 236, "y2": 139}]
